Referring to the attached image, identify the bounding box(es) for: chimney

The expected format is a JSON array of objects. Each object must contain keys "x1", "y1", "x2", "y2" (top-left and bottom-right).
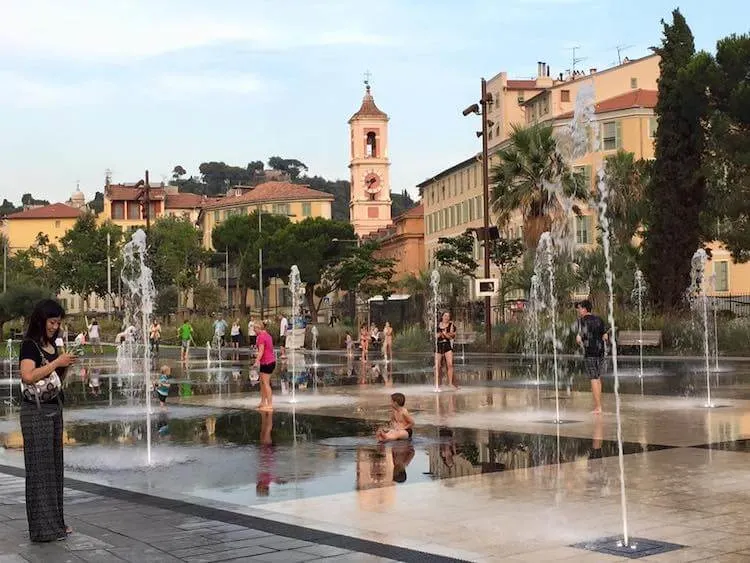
[
  {"x1": 537, "y1": 61, "x2": 543, "y2": 77},
  {"x1": 547, "y1": 64, "x2": 550, "y2": 77},
  {"x1": 589, "y1": 67, "x2": 597, "y2": 74}
]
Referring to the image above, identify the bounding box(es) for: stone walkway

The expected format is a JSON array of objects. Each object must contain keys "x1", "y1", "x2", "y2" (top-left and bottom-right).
[{"x1": 0, "y1": 469, "x2": 452, "y2": 562}]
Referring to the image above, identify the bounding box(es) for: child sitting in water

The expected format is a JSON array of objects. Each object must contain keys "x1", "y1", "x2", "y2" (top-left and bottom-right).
[
  {"x1": 155, "y1": 365, "x2": 171, "y2": 408},
  {"x1": 376, "y1": 392, "x2": 414, "y2": 442}
]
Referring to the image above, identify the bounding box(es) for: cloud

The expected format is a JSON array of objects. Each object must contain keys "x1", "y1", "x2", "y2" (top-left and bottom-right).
[
  {"x1": 0, "y1": 71, "x2": 114, "y2": 108},
  {"x1": 0, "y1": 0, "x2": 398, "y2": 62},
  {"x1": 152, "y1": 73, "x2": 268, "y2": 99}
]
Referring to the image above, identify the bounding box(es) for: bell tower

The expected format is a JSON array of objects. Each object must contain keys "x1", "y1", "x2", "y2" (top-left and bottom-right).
[{"x1": 349, "y1": 78, "x2": 392, "y2": 236}]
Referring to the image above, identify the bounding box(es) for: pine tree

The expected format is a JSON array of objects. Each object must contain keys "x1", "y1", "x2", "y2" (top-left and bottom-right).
[{"x1": 643, "y1": 9, "x2": 708, "y2": 311}]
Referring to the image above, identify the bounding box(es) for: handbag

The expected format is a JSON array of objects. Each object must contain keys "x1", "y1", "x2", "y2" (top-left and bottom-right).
[{"x1": 22, "y1": 341, "x2": 62, "y2": 406}]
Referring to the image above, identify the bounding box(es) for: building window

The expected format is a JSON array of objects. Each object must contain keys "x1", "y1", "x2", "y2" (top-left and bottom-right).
[
  {"x1": 277, "y1": 286, "x2": 292, "y2": 307},
  {"x1": 272, "y1": 203, "x2": 291, "y2": 216},
  {"x1": 366, "y1": 131, "x2": 377, "y2": 158},
  {"x1": 630, "y1": 77, "x2": 638, "y2": 89},
  {"x1": 561, "y1": 89, "x2": 571, "y2": 102},
  {"x1": 213, "y1": 211, "x2": 220, "y2": 222},
  {"x1": 55, "y1": 220, "x2": 61, "y2": 228},
  {"x1": 575, "y1": 215, "x2": 592, "y2": 244},
  {"x1": 517, "y1": 93, "x2": 525, "y2": 104},
  {"x1": 488, "y1": 129, "x2": 494, "y2": 140},
  {"x1": 112, "y1": 202, "x2": 124, "y2": 220},
  {"x1": 127, "y1": 202, "x2": 140, "y2": 220},
  {"x1": 715, "y1": 261, "x2": 729, "y2": 292},
  {"x1": 602, "y1": 120, "x2": 621, "y2": 151},
  {"x1": 476, "y1": 196, "x2": 483, "y2": 219},
  {"x1": 302, "y1": 202, "x2": 312, "y2": 217},
  {"x1": 542, "y1": 96, "x2": 549, "y2": 115},
  {"x1": 468, "y1": 200, "x2": 475, "y2": 221},
  {"x1": 574, "y1": 165, "x2": 593, "y2": 190},
  {"x1": 441, "y1": 186, "x2": 445, "y2": 201},
  {"x1": 649, "y1": 117, "x2": 658, "y2": 139}
]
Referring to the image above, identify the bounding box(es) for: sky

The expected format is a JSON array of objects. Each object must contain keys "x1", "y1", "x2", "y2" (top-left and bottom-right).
[{"x1": 1, "y1": 0, "x2": 748, "y2": 205}]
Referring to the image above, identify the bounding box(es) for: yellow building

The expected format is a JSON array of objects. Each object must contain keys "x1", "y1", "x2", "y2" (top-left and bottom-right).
[
  {"x1": 420, "y1": 55, "x2": 661, "y2": 307},
  {"x1": 198, "y1": 181, "x2": 334, "y2": 312},
  {"x1": 5, "y1": 203, "x2": 83, "y2": 255}
]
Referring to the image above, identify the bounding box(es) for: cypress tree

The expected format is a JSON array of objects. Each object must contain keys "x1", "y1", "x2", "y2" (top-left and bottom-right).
[{"x1": 643, "y1": 9, "x2": 708, "y2": 311}]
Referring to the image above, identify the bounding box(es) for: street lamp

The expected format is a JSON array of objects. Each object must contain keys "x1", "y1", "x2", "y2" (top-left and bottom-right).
[
  {"x1": 332, "y1": 238, "x2": 362, "y2": 325},
  {"x1": 462, "y1": 78, "x2": 494, "y2": 346}
]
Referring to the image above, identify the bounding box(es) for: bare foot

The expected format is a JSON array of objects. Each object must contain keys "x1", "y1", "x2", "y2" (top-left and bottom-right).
[
  {"x1": 259, "y1": 405, "x2": 274, "y2": 412},
  {"x1": 65, "y1": 526, "x2": 73, "y2": 535},
  {"x1": 591, "y1": 408, "x2": 602, "y2": 415}
]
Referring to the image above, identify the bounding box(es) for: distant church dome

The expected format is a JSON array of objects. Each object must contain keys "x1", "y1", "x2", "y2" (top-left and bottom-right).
[{"x1": 69, "y1": 187, "x2": 86, "y2": 209}]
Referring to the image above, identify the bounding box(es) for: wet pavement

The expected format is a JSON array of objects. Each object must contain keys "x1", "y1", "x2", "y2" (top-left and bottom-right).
[{"x1": 3, "y1": 349, "x2": 750, "y2": 560}]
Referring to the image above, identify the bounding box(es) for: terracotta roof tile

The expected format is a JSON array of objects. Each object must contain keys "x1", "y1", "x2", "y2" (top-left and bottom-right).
[
  {"x1": 202, "y1": 181, "x2": 333, "y2": 210},
  {"x1": 106, "y1": 184, "x2": 166, "y2": 201},
  {"x1": 506, "y1": 80, "x2": 540, "y2": 90},
  {"x1": 165, "y1": 193, "x2": 205, "y2": 209},
  {"x1": 7, "y1": 203, "x2": 83, "y2": 220},
  {"x1": 395, "y1": 203, "x2": 424, "y2": 221},
  {"x1": 557, "y1": 89, "x2": 657, "y2": 119},
  {"x1": 349, "y1": 85, "x2": 388, "y2": 121}
]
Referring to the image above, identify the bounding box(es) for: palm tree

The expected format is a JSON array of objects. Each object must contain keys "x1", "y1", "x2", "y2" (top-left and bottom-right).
[
  {"x1": 491, "y1": 123, "x2": 587, "y2": 249},
  {"x1": 602, "y1": 149, "x2": 651, "y2": 248}
]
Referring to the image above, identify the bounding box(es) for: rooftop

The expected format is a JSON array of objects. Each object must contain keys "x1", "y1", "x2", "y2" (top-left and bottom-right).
[
  {"x1": 557, "y1": 89, "x2": 658, "y2": 118},
  {"x1": 6, "y1": 202, "x2": 84, "y2": 220},
  {"x1": 506, "y1": 79, "x2": 541, "y2": 90},
  {"x1": 106, "y1": 184, "x2": 166, "y2": 201},
  {"x1": 202, "y1": 181, "x2": 334, "y2": 210},
  {"x1": 349, "y1": 84, "x2": 388, "y2": 121},
  {"x1": 164, "y1": 192, "x2": 206, "y2": 209},
  {"x1": 395, "y1": 203, "x2": 424, "y2": 221}
]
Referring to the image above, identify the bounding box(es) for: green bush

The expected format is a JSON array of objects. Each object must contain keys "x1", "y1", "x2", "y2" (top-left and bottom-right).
[{"x1": 393, "y1": 325, "x2": 431, "y2": 353}]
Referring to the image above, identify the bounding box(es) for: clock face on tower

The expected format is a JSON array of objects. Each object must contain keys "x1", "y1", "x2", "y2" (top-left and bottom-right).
[{"x1": 364, "y1": 172, "x2": 382, "y2": 195}]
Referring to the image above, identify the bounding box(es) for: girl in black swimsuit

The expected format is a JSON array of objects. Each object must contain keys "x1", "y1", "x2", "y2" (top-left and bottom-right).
[{"x1": 434, "y1": 311, "x2": 458, "y2": 389}]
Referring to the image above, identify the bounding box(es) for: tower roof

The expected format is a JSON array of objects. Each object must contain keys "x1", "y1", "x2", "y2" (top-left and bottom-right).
[{"x1": 349, "y1": 84, "x2": 388, "y2": 122}]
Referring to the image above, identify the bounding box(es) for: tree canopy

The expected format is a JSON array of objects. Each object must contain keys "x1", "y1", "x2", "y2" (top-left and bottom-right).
[
  {"x1": 149, "y1": 215, "x2": 207, "y2": 292},
  {"x1": 642, "y1": 9, "x2": 709, "y2": 311}
]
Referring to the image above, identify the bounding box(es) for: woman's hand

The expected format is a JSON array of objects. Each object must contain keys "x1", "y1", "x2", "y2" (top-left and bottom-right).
[{"x1": 54, "y1": 353, "x2": 77, "y2": 368}]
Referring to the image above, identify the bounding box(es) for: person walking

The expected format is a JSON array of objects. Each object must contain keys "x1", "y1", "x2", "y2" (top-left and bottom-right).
[
  {"x1": 19, "y1": 299, "x2": 77, "y2": 542},
  {"x1": 230, "y1": 319, "x2": 241, "y2": 349},
  {"x1": 576, "y1": 299, "x2": 609, "y2": 415},
  {"x1": 278, "y1": 314, "x2": 289, "y2": 359},
  {"x1": 149, "y1": 318, "x2": 162, "y2": 355},
  {"x1": 382, "y1": 321, "x2": 394, "y2": 363},
  {"x1": 247, "y1": 316, "x2": 257, "y2": 353},
  {"x1": 253, "y1": 320, "x2": 276, "y2": 412},
  {"x1": 87, "y1": 318, "x2": 102, "y2": 354},
  {"x1": 178, "y1": 319, "x2": 194, "y2": 362}
]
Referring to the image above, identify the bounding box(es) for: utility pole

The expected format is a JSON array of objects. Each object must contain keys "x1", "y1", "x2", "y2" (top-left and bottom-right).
[
  {"x1": 258, "y1": 209, "x2": 264, "y2": 321},
  {"x1": 480, "y1": 78, "x2": 492, "y2": 347},
  {"x1": 144, "y1": 170, "x2": 151, "y2": 232},
  {"x1": 107, "y1": 232, "x2": 112, "y2": 319}
]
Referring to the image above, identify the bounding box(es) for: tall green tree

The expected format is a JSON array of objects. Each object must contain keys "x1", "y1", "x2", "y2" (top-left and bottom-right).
[
  {"x1": 212, "y1": 211, "x2": 291, "y2": 313},
  {"x1": 319, "y1": 242, "x2": 396, "y2": 306},
  {"x1": 149, "y1": 216, "x2": 206, "y2": 293},
  {"x1": 491, "y1": 123, "x2": 586, "y2": 249},
  {"x1": 267, "y1": 218, "x2": 357, "y2": 316},
  {"x1": 46, "y1": 215, "x2": 124, "y2": 310},
  {"x1": 642, "y1": 9, "x2": 708, "y2": 311},
  {"x1": 702, "y1": 33, "x2": 750, "y2": 260},
  {"x1": 434, "y1": 232, "x2": 479, "y2": 278},
  {"x1": 0, "y1": 283, "x2": 53, "y2": 339}
]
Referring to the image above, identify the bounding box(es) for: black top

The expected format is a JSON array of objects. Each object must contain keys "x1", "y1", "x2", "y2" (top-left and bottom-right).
[
  {"x1": 578, "y1": 314, "x2": 607, "y2": 358},
  {"x1": 19, "y1": 339, "x2": 66, "y2": 404},
  {"x1": 437, "y1": 322, "x2": 455, "y2": 341}
]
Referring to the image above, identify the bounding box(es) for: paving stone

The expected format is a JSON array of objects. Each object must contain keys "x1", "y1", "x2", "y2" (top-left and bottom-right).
[
  {"x1": 183, "y1": 545, "x2": 276, "y2": 562},
  {"x1": 107, "y1": 546, "x2": 183, "y2": 563},
  {"x1": 204, "y1": 528, "x2": 275, "y2": 542},
  {"x1": 75, "y1": 549, "x2": 128, "y2": 562},
  {"x1": 257, "y1": 537, "x2": 315, "y2": 551},
  {"x1": 0, "y1": 555, "x2": 29, "y2": 563},
  {"x1": 296, "y1": 544, "x2": 352, "y2": 557},
  {"x1": 246, "y1": 551, "x2": 321, "y2": 562},
  {"x1": 63, "y1": 533, "x2": 112, "y2": 551}
]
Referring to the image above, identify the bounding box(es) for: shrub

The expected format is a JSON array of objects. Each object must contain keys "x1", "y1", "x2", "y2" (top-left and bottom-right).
[{"x1": 393, "y1": 325, "x2": 431, "y2": 353}]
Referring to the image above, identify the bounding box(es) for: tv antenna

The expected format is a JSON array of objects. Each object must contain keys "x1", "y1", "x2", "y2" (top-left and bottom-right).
[
  {"x1": 566, "y1": 45, "x2": 587, "y2": 74},
  {"x1": 616, "y1": 44, "x2": 633, "y2": 64}
]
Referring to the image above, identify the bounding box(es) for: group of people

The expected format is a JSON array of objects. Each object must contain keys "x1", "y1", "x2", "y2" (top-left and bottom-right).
[{"x1": 345, "y1": 321, "x2": 394, "y2": 362}]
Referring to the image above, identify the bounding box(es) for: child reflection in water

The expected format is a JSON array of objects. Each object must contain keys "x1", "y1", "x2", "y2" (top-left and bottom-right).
[
  {"x1": 390, "y1": 442, "x2": 415, "y2": 483},
  {"x1": 256, "y1": 411, "x2": 286, "y2": 496}
]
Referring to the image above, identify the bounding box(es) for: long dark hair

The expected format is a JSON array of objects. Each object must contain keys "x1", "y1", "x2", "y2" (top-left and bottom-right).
[{"x1": 25, "y1": 299, "x2": 66, "y2": 345}]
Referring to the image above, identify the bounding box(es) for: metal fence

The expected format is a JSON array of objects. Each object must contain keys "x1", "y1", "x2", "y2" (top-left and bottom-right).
[{"x1": 713, "y1": 294, "x2": 750, "y2": 317}]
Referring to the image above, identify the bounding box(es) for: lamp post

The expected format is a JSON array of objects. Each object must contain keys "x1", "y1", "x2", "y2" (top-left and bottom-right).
[
  {"x1": 462, "y1": 78, "x2": 494, "y2": 347},
  {"x1": 332, "y1": 237, "x2": 361, "y2": 326}
]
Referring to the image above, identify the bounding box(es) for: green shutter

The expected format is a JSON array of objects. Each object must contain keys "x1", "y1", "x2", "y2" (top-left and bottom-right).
[{"x1": 615, "y1": 121, "x2": 622, "y2": 149}]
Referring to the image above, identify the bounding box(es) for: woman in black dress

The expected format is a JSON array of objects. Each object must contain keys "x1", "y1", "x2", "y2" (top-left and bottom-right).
[{"x1": 18, "y1": 299, "x2": 76, "y2": 542}]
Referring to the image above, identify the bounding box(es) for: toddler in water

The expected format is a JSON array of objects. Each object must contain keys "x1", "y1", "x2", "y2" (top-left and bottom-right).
[
  {"x1": 155, "y1": 365, "x2": 171, "y2": 408},
  {"x1": 376, "y1": 393, "x2": 415, "y2": 442}
]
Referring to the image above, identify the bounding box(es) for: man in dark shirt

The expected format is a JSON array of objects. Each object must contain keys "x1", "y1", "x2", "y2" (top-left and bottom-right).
[{"x1": 576, "y1": 299, "x2": 608, "y2": 414}]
